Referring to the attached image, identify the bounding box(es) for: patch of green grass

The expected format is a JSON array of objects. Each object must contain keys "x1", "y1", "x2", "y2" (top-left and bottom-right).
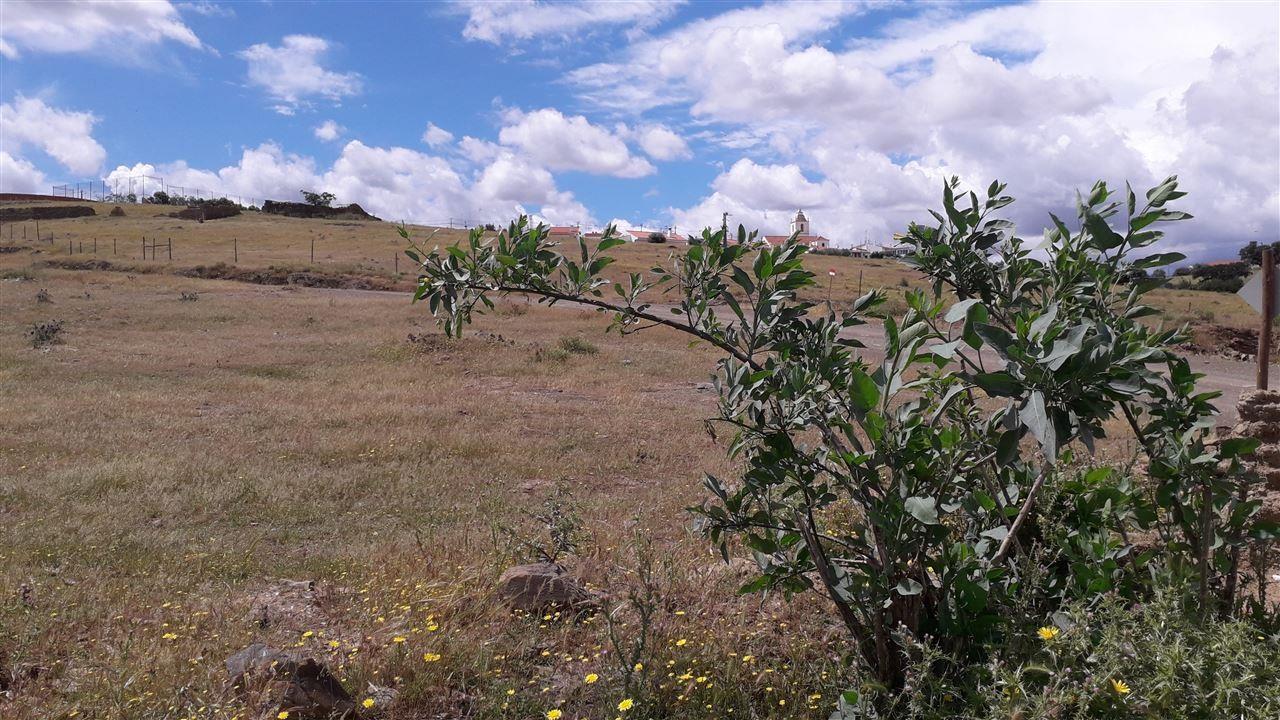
[
  {"x1": 235, "y1": 365, "x2": 305, "y2": 380},
  {"x1": 558, "y1": 335, "x2": 599, "y2": 355}
]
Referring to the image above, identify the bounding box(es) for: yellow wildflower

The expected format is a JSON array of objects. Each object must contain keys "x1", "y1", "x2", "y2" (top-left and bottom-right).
[
  {"x1": 277, "y1": 713, "x2": 289, "y2": 720},
  {"x1": 1112, "y1": 679, "x2": 1131, "y2": 695},
  {"x1": 423, "y1": 653, "x2": 441, "y2": 662},
  {"x1": 618, "y1": 698, "x2": 634, "y2": 711},
  {"x1": 362, "y1": 698, "x2": 375, "y2": 709},
  {"x1": 546, "y1": 710, "x2": 563, "y2": 720},
  {"x1": 585, "y1": 673, "x2": 599, "y2": 684},
  {"x1": 1037, "y1": 626, "x2": 1060, "y2": 641}
]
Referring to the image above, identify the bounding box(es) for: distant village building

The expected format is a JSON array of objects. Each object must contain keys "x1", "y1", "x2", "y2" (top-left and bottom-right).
[
  {"x1": 850, "y1": 233, "x2": 912, "y2": 258},
  {"x1": 761, "y1": 210, "x2": 830, "y2": 249},
  {"x1": 546, "y1": 225, "x2": 581, "y2": 240}
]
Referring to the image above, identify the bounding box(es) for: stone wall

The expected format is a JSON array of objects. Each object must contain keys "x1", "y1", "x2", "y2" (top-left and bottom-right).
[{"x1": 1236, "y1": 389, "x2": 1280, "y2": 521}]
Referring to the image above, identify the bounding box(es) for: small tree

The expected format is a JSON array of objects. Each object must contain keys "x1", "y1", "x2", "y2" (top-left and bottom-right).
[
  {"x1": 301, "y1": 190, "x2": 335, "y2": 207},
  {"x1": 402, "y1": 177, "x2": 1275, "y2": 692},
  {"x1": 152, "y1": 191, "x2": 171, "y2": 205}
]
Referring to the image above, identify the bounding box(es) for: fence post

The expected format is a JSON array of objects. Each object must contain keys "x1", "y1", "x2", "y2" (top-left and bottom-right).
[
  {"x1": 69, "y1": 240, "x2": 73, "y2": 255},
  {"x1": 141, "y1": 237, "x2": 145, "y2": 260},
  {"x1": 394, "y1": 253, "x2": 398, "y2": 274},
  {"x1": 168, "y1": 238, "x2": 172, "y2": 261},
  {"x1": 234, "y1": 237, "x2": 238, "y2": 263},
  {"x1": 311, "y1": 237, "x2": 315, "y2": 263}
]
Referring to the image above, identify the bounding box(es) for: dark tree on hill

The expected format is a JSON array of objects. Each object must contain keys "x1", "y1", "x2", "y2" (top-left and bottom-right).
[
  {"x1": 1239, "y1": 240, "x2": 1280, "y2": 266},
  {"x1": 151, "y1": 191, "x2": 171, "y2": 205},
  {"x1": 301, "y1": 190, "x2": 335, "y2": 207}
]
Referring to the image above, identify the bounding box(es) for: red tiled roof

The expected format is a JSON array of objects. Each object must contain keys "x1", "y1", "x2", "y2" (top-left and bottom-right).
[{"x1": 547, "y1": 226, "x2": 580, "y2": 235}]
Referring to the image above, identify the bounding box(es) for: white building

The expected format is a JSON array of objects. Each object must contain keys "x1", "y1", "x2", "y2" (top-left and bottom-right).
[{"x1": 762, "y1": 209, "x2": 829, "y2": 249}]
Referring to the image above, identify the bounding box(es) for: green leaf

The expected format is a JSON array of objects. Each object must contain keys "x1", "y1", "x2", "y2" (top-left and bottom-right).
[
  {"x1": 945, "y1": 298, "x2": 982, "y2": 323},
  {"x1": 848, "y1": 368, "x2": 880, "y2": 413},
  {"x1": 1085, "y1": 214, "x2": 1125, "y2": 251},
  {"x1": 904, "y1": 496, "x2": 939, "y2": 525},
  {"x1": 895, "y1": 578, "x2": 924, "y2": 596},
  {"x1": 973, "y1": 372, "x2": 1022, "y2": 397}
]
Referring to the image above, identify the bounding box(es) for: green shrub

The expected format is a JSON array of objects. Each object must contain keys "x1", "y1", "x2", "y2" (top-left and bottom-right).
[{"x1": 401, "y1": 178, "x2": 1277, "y2": 706}]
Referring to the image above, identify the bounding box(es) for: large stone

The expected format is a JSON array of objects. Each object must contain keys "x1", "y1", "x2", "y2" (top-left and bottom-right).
[
  {"x1": 224, "y1": 643, "x2": 356, "y2": 719},
  {"x1": 496, "y1": 562, "x2": 591, "y2": 612}
]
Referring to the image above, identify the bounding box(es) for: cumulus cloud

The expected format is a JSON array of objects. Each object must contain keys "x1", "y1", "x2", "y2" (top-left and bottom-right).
[
  {"x1": 458, "y1": 0, "x2": 682, "y2": 44},
  {"x1": 238, "y1": 35, "x2": 362, "y2": 114},
  {"x1": 634, "y1": 125, "x2": 691, "y2": 161},
  {"x1": 109, "y1": 139, "x2": 595, "y2": 227},
  {"x1": 627, "y1": 1, "x2": 1279, "y2": 257},
  {"x1": 1, "y1": 96, "x2": 107, "y2": 176},
  {"x1": 0, "y1": 0, "x2": 202, "y2": 60},
  {"x1": 422, "y1": 122, "x2": 455, "y2": 148},
  {"x1": 314, "y1": 120, "x2": 345, "y2": 142},
  {"x1": 0, "y1": 151, "x2": 47, "y2": 193},
  {"x1": 498, "y1": 108, "x2": 654, "y2": 177}
]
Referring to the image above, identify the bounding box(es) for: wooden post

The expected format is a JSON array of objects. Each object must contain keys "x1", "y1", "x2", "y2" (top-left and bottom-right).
[
  {"x1": 68, "y1": 240, "x2": 73, "y2": 255},
  {"x1": 34, "y1": 218, "x2": 39, "y2": 243},
  {"x1": 394, "y1": 253, "x2": 398, "y2": 274},
  {"x1": 141, "y1": 237, "x2": 145, "y2": 260},
  {"x1": 1259, "y1": 249, "x2": 1275, "y2": 390},
  {"x1": 113, "y1": 238, "x2": 116, "y2": 256},
  {"x1": 234, "y1": 237, "x2": 238, "y2": 263},
  {"x1": 311, "y1": 237, "x2": 315, "y2": 263},
  {"x1": 168, "y1": 238, "x2": 172, "y2": 261},
  {"x1": 858, "y1": 270, "x2": 863, "y2": 297}
]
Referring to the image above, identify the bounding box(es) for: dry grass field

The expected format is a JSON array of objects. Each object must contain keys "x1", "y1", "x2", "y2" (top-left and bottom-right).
[
  {"x1": 1, "y1": 200, "x2": 1273, "y2": 719},
  {"x1": 1, "y1": 200, "x2": 1262, "y2": 329}
]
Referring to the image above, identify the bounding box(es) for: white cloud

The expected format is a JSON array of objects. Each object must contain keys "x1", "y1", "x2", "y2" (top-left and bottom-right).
[
  {"x1": 0, "y1": 0, "x2": 202, "y2": 60},
  {"x1": 458, "y1": 0, "x2": 682, "y2": 44},
  {"x1": 179, "y1": 1, "x2": 234, "y2": 18},
  {"x1": 0, "y1": 151, "x2": 47, "y2": 193},
  {"x1": 498, "y1": 108, "x2": 654, "y2": 177},
  {"x1": 638, "y1": 1, "x2": 1278, "y2": 257},
  {"x1": 111, "y1": 139, "x2": 595, "y2": 227},
  {"x1": 314, "y1": 120, "x2": 345, "y2": 142},
  {"x1": 422, "y1": 122, "x2": 455, "y2": 148},
  {"x1": 634, "y1": 125, "x2": 691, "y2": 161},
  {"x1": 567, "y1": 1, "x2": 865, "y2": 112},
  {"x1": 1, "y1": 96, "x2": 107, "y2": 176},
  {"x1": 238, "y1": 35, "x2": 362, "y2": 114}
]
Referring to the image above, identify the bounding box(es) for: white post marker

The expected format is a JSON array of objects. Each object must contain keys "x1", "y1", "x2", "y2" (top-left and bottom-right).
[{"x1": 1238, "y1": 249, "x2": 1277, "y2": 390}]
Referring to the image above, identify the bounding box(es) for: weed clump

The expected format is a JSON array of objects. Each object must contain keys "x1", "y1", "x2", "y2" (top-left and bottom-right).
[{"x1": 27, "y1": 320, "x2": 63, "y2": 348}]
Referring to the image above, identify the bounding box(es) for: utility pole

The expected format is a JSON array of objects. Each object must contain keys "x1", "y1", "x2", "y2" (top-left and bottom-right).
[
  {"x1": 1259, "y1": 249, "x2": 1275, "y2": 390},
  {"x1": 721, "y1": 212, "x2": 730, "y2": 241},
  {"x1": 1240, "y1": 248, "x2": 1277, "y2": 390}
]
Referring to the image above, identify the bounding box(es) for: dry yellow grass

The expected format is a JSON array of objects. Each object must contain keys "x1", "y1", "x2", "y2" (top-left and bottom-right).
[
  {"x1": 1, "y1": 199, "x2": 1259, "y2": 328},
  {"x1": 1, "y1": 264, "x2": 851, "y2": 718}
]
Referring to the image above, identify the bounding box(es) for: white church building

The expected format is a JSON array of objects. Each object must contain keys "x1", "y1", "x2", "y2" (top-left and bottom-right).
[{"x1": 762, "y1": 210, "x2": 830, "y2": 249}]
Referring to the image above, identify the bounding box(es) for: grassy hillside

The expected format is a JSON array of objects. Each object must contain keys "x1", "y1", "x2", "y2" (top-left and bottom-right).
[{"x1": 0, "y1": 199, "x2": 1260, "y2": 332}]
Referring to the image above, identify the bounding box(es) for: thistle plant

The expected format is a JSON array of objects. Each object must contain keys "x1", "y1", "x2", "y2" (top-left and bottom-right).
[{"x1": 401, "y1": 177, "x2": 1276, "y2": 691}]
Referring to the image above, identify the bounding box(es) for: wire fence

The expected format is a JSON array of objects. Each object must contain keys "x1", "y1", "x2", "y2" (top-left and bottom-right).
[{"x1": 52, "y1": 176, "x2": 263, "y2": 209}]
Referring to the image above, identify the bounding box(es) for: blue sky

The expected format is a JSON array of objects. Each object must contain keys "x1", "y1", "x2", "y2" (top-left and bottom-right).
[{"x1": 2, "y1": 1, "x2": 1277, "y2": 259}]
